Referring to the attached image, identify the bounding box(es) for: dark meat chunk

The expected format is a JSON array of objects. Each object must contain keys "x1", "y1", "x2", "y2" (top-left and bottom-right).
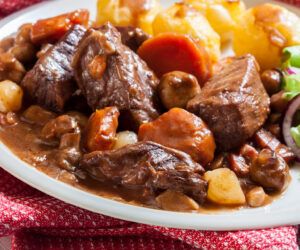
[
  {"x1": 229, "y1": 154, "x2": 250, "y2": 177},
  {"x1": 22, "y1": 105, "x2": 57, "y2": 126},
  {"x1": 72, "y1": 23, "x2": 160, "y2": 131},
  {"x1": 187, "y1": 55, "x2": 270, "y2": 151},
  {"x1": 0, "y1": 52, "x2": 26, "y2": 83},
  {"x1": 250, "y1": 149, "x2": 290, "y2": 192},
  {"x1": 253, "y1": 129, "x2": 295, "y2": 163},
  {"x1": 57, "y1": 133, "x2": 82, "y2": 171},
  {"x1": 40, "y1": 115, "x2": 79, "y2": 140},
  {"x1": 115, "y1": 26, "x2": 150, "y2": 52},
  {"x1": 240, "y1": 144, "x2": 258, "y2": 164},
  {"x1": 21, "y1": 25, "x2": 86, "y2": 112},
  {"x1": 81, "y1": 141, "x2": 207, "y2": 204}
]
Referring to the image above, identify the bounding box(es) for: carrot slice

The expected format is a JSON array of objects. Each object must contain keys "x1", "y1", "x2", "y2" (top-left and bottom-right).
[
  {"x1": 31, "y1": 9, "x2": 90, "y2": 44},
  {"x1": 137, "y1": 33, "x2": 212, "y2": 86},
  {"x1": 84, "y1": 107, "x2": 120, "y2": 152}
]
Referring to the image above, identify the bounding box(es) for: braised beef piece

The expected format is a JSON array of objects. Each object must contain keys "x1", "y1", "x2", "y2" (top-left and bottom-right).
[
  {"x1": 187, "y1": 55, "x2": 270, "y2": 151},
  {"x1": 21, "y1": 25, "x2": 87, "y2": 113},
  {"x1": 56, "y1": 133, "x2": 82, "y2": 172},
  {"x1": 115, "y1": 26, "x2": 150, "y2": 52},
  {"x1": 40, "y1": 115, "x2": 80, "y2": 141},
  {"x1": 81, "y1": 141, "x2": 207, "y2": 204},
  {"x1": 250, "y1": 149, "x2": 289, "y2": 192},
  {"x1": 72, "y1": 23, "x2": 160, "y2": 131},
  {"x1": 253, "y1": 129, "x2": 295, "y2": 163}
]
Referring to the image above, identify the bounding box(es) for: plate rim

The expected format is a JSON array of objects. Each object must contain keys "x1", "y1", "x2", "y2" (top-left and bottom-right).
[{"x1": 0, "y1": 0, "x2": 299, "y2": 231}]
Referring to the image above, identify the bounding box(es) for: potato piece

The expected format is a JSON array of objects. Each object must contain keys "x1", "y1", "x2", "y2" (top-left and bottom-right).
[
  {"x1": 113, "y1": 131, "x2": 138, "y2": 150},
  {"x1": 137, "y1": 0, "x2": 162, "y2": 35},
  {"x1": 158, "y1": 71, "x2": 201, "y2": 109},
  {"x1": 152, "y1": 3, "x2": 220, "y2": 62},
  {"x1": 233, "y1": 4, "x2": 300, "y2": 70},
  {"x1": 84, "y1": 107, "x2": 120, "y2": 152},
  {"x1": 138, "y1": 108, "x2": 216, "y2": 166},
  {"x1": 0, "y1": 80, "x2": 23, "y2": 113},
  {"x1": 186, "y1": 0, "x2": 246, "y2": 42},
  {"x1": 96, "y1": 0, "x2": 161, "y2": 35},
  {"x1": 204, "y1": 168, "x2": 246, "y2": 205},
  {"x1": 156, "y1": 189, "x2": 199, "y2": 211}
]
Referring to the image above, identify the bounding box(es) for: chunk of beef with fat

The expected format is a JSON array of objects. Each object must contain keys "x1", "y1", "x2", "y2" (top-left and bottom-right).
[
  {"x1": 21, "y1": 25, "x2": 86, "y2": 112},
  {"x1": 187, "y1": 55, "x2": 270, "y2": 151},
  {"x1": 115, "y1": 26, "x2": 150, "y2": 52},
  {"x1": 81, "y1": 141, "x2": 207, "y2": 204},
  {"x1": 72, "y1": 23, "x2": 160, "y2": 131}
]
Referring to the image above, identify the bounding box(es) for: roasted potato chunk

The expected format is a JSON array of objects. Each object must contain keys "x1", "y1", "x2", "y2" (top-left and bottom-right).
[
  {"x1": 0, "y1": 80, "x2": 23, "y2": 113},
  {"x1": 96, "y1": 0, "x2": 161, "y2": 35},
  {"x1": 152, "y1": 3, "x2": 220, "y2": 62},
  {"x1": 156, "y1": 190, "x2": 199, "y2": 211},
  {"x1": 138, "y1": 0, "x2": 162, "y2": 35},
  {"x1": 158, "y1": 71, "x2": 201, "y2": 109},
  {"x1": 138, "y1": 108, "x2": 216, "y2": 166},
  {"x1": 233, "y1": 4, "x2": 300, "y2": 70},
  {"x1": 204, "y1": 168, "x2": 246, "y2": 205},
  {"x1": 186, "y1": 0, "x2": 246, "y2": 42}
]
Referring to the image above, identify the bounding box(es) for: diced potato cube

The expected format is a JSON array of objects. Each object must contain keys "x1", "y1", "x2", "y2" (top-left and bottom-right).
[
  {"x1": 113, "y1": 131, "x2": 138, "y2": 150},
  {"x1": 96, "y1": 0, "x2": 162, "y2": 35},
  {"x1": 96, "y1": 0, "x2": 133, "y2": 26},
  {"x1": 204, "y1": 168, "x2": 246, "y2": 205},
  {"x1": 0, "y1": 80, "x2": 23, "y2": 113},
  {"x1": 186, "y1": 0, "x2": 246, "y2": 42},
  {"x1": 155, "y1": 189, "x2": 199, "y2": 211},
  {"x1": 233, "y1": 4, "x2": 300, "y2": 70},
  {"x1": 137, "y1": 0, "x2": 162, "y2": 35},
  {"x1": 152, "y1": 3, "x2": 220, "y2": 62}
]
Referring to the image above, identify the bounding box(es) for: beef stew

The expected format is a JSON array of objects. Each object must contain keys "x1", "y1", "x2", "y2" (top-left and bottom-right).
[{"x1": 0, "y1": 3, "x2": 297, "y2": 213}]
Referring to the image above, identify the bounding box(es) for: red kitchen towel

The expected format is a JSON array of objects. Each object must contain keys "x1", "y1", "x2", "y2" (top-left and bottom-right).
[
  {"x1": 0, "y1": 0, "x2": 299, "y2": 249},
  {"x1": 0, "y1": 168, "x2": 298, "y2": 250}
]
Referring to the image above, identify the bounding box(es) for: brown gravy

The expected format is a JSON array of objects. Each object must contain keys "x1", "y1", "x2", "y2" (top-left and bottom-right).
[{"x1": 0, "y1": 115, "x2": 280, "y2": 213}]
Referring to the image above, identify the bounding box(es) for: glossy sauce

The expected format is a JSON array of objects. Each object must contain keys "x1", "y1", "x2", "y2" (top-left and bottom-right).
[{"x1": 0, "y1": 114, "x2": 283, "y2": 213}]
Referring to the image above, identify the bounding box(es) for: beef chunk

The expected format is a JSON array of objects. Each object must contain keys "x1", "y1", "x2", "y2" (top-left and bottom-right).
[
  {"x1": 115, "y1": 26, "x2": 150, "y2": 52},
  {"x1": 81, "y1": 141, "x2": 207, "y2": 204},
  {"x1": 187, "y1": 55, "x2": 270, "y2": 151},
  {"x1": 21, "y1": 25, "x2": 86, "y2": 112},
  {"x1": 72, "y1": 23, "x2": 160, "y2": 131},
  {"x1": 253, "y1": 129, "x2": 295, "y2": 163}
]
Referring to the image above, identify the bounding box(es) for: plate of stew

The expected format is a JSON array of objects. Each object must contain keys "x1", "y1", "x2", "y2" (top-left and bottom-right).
[{"x1": 0, "y1": 0, "x2": 300, "y2": 230}]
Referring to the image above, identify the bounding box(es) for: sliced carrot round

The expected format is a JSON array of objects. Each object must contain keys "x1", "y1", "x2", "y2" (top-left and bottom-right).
[{"x1": 137, "y1": 33, "x2": 212, "y2": 86}]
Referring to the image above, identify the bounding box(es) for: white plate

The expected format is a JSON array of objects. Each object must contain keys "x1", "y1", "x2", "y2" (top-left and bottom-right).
[{"x1": 0, "y1": 0, "x2": 300, "y2": 231}]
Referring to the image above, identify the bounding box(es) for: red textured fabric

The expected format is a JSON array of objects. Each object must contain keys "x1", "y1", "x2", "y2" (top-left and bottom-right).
[{"x1": 0, "y1": 0, "x2": 299, "y2": 249}]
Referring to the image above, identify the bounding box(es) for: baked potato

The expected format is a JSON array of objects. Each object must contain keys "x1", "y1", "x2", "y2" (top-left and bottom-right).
[
  {"x1": 152, "y1": 3, "x2": 220, "y2": 62},
  {"x1": 233, "y1": 4, "x2": 300, "y2": 70},
  {"x1": 204, "y1": 168, "x2": 246, "y2": 205},
  {"x1": 0, "y1": 80, "x2": 23, "y2": 113},
  {"x1": 186, "y1": 0, "x2": 246, "y2": 42},
  {"x1": 96, "y1": 0, "x2": 161, "y2": 35}
]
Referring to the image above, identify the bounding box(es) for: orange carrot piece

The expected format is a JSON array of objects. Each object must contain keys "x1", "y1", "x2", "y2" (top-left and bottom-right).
[
  {"x1": 84, "y1": 107, "x2": 120, "y2": 152},
  {"x1": 31, "y1": 9, "x2": 89, "y2": 44},
  {"x1": 137, "y1": 33, "x2": 212, "y2": 86},
  {"x1": 138, "y1": 108, "x2": 216, "y2": 166}
]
